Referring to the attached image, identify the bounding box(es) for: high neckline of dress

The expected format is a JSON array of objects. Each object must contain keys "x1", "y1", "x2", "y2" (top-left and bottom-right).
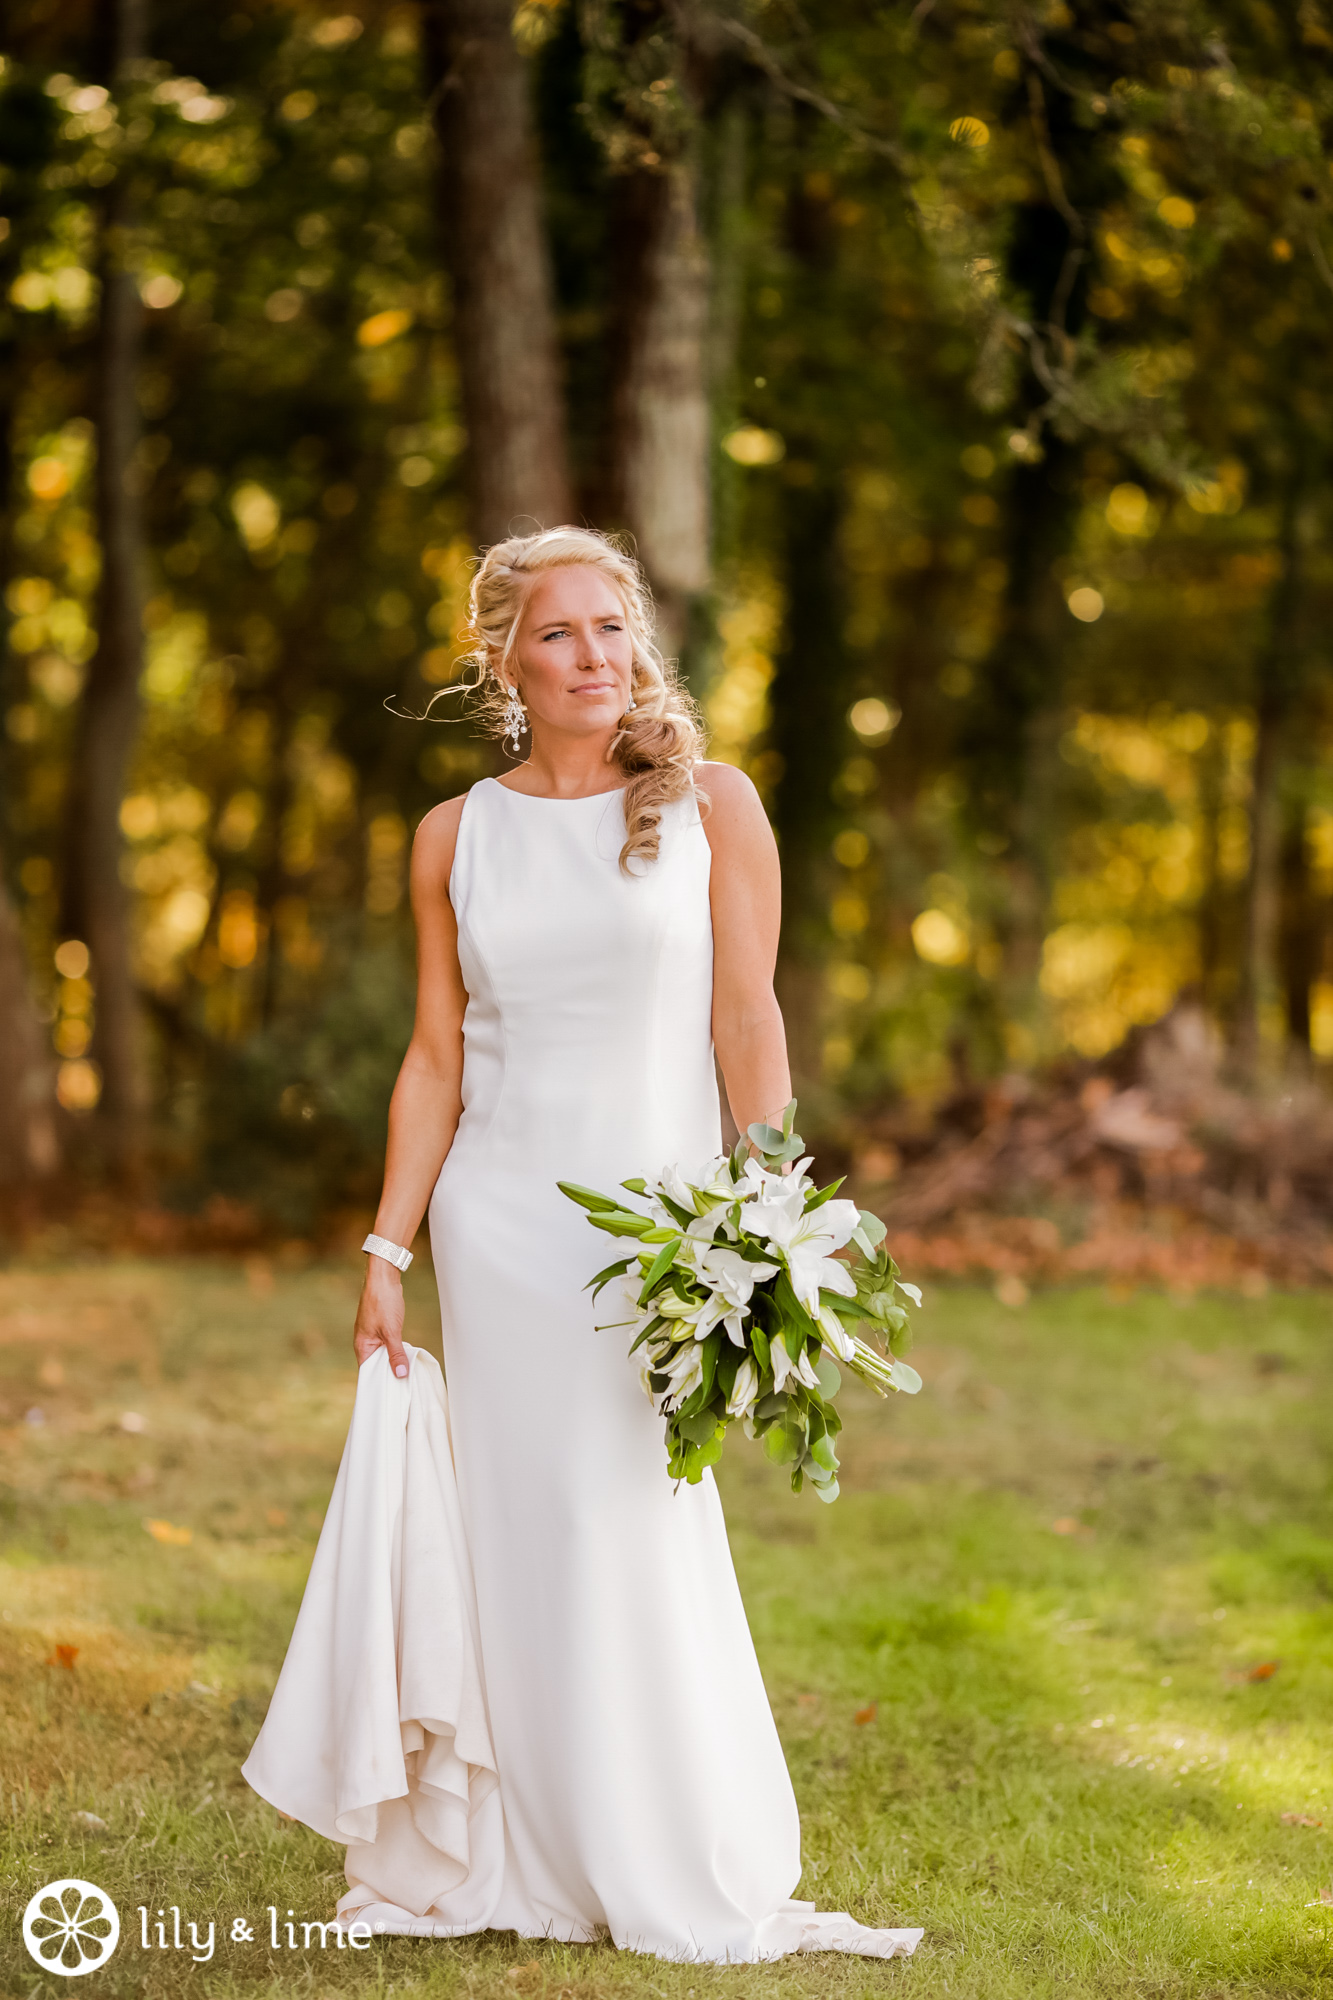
[{"x1": 486, "y1": 776, "x2": 625, "y2": 805}]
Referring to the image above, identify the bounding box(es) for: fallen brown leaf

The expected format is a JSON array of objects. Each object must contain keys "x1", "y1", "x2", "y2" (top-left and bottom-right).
[
  {"x1": 1246, "y1": 1661, "x2": 1280, "y2": 1682},
  {"x1": 854, "y1": 1702, "x2": 878, "y2": 1726},
  {"x1": 1281, "y1": 1812, "x2": 1323, "y2": 1828},
  {"x1": 45, "y1": 1643, "x2": 79, "y2": 1669},
  {"x1": 1052, "y1": 1517, "x2": 1086, "y2": 1536}
]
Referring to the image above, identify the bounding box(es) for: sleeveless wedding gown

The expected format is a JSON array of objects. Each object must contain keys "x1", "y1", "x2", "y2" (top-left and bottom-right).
[{"x1": 243, "y1": 776, "x2": 921, "y2": 1963}]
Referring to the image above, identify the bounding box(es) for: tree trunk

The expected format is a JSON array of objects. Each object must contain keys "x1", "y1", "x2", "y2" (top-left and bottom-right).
[
  {"x1": 0, "y1": 885, "x2": 59, "y2": 1185},
  {"x1": 1278, "y1": 799, "x2": 1319, "y2": 1055},
  {"x1": 61, "y1": 0, "x2": 149, "y2": 1173},
  {"x1": 768, "y1": 479, "x2": 849, "y2": 1095},
  {"x1": 421, "y1": 0, "x2": 572, "y2": 545},
  {"x1": 961, "y1": 438, "x2": 1075, "y2": 992},
  {"x1": 1233, "y1": 487, "x2": 1303, "y2": 1073},
  {"x1": 607, "y1": 156, "x2": 712, "y2": 664}
]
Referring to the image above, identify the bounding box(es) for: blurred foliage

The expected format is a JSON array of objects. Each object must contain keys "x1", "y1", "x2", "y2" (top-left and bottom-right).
[{"x1": 2, "y1": 0, "x2": 1333, "y2": 1219}]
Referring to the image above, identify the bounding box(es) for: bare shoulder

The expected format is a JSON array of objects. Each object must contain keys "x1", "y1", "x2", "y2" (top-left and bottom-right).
[
  {"x1": 411, "y1": 792, "x2": 469, "y2": 887},
  {"x1": 695, "y1": 762, "x2": 774, "y2": 852}
]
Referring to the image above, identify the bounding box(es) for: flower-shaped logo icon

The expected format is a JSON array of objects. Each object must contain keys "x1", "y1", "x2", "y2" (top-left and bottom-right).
[{"x1": 22, "y1": 1878, "x2": 120, "y2": 1976}]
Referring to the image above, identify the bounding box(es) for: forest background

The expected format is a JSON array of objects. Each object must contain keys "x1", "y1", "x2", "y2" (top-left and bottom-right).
[{"x1": 1, "y1": 0, "x2": 1331, "y2": 1250}]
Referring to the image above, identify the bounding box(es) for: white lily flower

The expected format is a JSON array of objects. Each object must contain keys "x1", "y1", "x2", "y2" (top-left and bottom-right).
[
  {"x1": 648, "y1": 1156, "x2": 734, "y2": 1215},
  {"x1": 769, "y1": 1332, "x2": 819, "y2": 1394},
  {"x1": 739, "y1": 1155, "x2": 814, "y2": 1200},
  {"x1": 694, "y1": 1245, "x2": 779, "y2": 1347},
  {"x1": 739, "y1": 1189, "x2": 861, "y2": 1312},
  {"x1": 726, "y1": 1354, "x2": 760, "y2": 1419},
  {"x1": 683, "y1": 1209, "x2": 730, "y2": 1246},
  {"x1": 652, "y1": 1288, "x2": 704, "y2": 1320},
  {"x1": 595, "y1": 1269, "x2": 653, "y2": 1335},
  {"x1": 656, "y1": 1340, "x2": 704, "y2": 1411},
  {"x1": 818, "y1": 1303, "x2": 856, "y2": 1362}
]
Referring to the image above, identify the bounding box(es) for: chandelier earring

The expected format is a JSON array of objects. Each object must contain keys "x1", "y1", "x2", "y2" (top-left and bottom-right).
[{"x1": 501, "y1": 683, "x2": 528, "y2": 756}]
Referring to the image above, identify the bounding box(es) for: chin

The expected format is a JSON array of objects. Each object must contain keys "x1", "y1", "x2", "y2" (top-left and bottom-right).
[{"x1": 564, "y1": 700, "x2": 622, "y2": 730}]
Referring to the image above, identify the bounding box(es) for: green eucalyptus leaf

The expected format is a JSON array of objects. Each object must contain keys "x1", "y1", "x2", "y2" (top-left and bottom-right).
[
  {"x1": 763, "y1": 1424, "x2": 800, "y2": 1466},
  {"x1": 809, "y1": 1432, "x2": 838, "y2": 1473},
  {"x1": 814, "y1": 1355, "x2": 842, "y2": 1400},
  {"x1": 748, "y1": 1121, "x2": 786, "y2": 1154},
  {"x1": 857, "y1": 1208, "x2": 887, "y2": 1247},
  {"x1": 813, "y1": 1477, "x2": 840, "y2": 1504},
  {"x1": 888, "y1": 1360, "x2": 923, "y2": 1395}
]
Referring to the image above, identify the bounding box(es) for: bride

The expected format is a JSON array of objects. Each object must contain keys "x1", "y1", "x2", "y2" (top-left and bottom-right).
[{"x1": 243, "y1": 525, "x2": 920, "y2": 1964}]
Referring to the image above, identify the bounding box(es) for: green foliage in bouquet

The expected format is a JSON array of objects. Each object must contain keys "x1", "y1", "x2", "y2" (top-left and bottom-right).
[{"x1": 559, "y1": 1102, "x2": 922, "y2": 1502}]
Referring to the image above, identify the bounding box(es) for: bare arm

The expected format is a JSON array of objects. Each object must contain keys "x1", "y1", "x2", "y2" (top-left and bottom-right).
[
  {"x1": 698, "y1": 762, "x2": 793, "y2": 1142},
  {"x1": 352, "y1": 795, "x2": 468, "y2": 1375}
]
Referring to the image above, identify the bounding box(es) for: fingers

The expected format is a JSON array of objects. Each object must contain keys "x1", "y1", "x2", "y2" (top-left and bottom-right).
[{"x1": 352, "y1": 1331, "x2": 409, "y2": 1378}]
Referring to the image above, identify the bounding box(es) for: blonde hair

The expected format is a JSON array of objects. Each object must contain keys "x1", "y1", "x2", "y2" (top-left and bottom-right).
[{"x1": 454, "y1": 525, "x2": 706, "y2": 871}]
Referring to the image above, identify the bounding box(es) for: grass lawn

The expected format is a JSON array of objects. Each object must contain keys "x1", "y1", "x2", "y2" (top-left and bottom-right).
[{"x1": 1, "y1": 1255, "x2": 1331, "y2": 1997}]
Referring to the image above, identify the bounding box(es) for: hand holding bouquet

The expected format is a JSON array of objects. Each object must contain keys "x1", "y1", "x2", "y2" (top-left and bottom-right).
[{"x1": 559, "y1": 1103, "x2": 921, "y2": 1502}]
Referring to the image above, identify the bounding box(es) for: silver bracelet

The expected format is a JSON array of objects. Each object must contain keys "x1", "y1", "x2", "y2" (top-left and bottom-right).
[{"x1": 362, "y1": 1232, "x2": 413, "y2": 1273}]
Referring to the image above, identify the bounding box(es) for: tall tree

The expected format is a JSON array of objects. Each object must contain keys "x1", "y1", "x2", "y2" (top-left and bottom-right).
[
  {"x1": 608, "y1": 154, "x2": 711, "y2": 661},
  {"x1": 421, "y1": 0, "x2": 572, "y2": 544},
  {"x1": 579, "y1": 0, "x2": 719, "y2": 662},
  {"x1": 61, "y1": 0, "x2": 150, "y2": 1170},
  {"x1": 0, "y1": 886, "x2": 59, "y2": 1186},
  {"x1": 1233, "y1": 476, "x2": 1307, "y2": 1071}
]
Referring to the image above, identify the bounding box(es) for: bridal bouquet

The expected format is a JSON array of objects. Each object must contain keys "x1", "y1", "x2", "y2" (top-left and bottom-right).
[{"x1": 558, "y1": 1103, "x2": 921, "y2": 1502}]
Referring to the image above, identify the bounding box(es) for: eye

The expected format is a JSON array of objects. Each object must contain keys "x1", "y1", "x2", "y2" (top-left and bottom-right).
[{"x1": 541, "y1": 626, "x2": 570, "y2": 641}]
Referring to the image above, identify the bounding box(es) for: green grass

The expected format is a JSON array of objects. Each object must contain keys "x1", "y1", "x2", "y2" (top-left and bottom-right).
[{"x1": 2, "y1": 1257, "x2": 1332, "y2": 1996}]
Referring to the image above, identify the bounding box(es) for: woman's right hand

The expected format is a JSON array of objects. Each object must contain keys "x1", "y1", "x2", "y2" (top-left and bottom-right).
[{"x1": 353, "y1": 1258, "x2": 410, "y2": 1378}]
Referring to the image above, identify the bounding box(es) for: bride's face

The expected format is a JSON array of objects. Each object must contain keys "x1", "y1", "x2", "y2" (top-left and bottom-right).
[{"x1": 510, "y1": 565, "x2": 634, "y2": 739}]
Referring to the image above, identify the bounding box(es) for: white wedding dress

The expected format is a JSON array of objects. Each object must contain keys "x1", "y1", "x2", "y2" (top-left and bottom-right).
[{"x1": 243, "y1": 776, "x2": 921, "y2": 1964}]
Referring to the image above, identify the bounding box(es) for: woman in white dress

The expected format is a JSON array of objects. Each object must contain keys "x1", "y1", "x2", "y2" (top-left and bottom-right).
[{"x1": 242, "y1": 526, "x2": 920, "y2": 1964}]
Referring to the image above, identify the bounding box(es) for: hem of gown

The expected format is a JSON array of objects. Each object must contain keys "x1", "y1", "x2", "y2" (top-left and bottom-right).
[{"x1": 336, "y1": 1898, "x2": 923, "y2": 1963}]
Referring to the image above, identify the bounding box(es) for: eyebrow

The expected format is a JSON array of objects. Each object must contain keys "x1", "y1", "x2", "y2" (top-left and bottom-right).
[{"x1": 535, "y1": 613, "x2": 623, "y2": 630}]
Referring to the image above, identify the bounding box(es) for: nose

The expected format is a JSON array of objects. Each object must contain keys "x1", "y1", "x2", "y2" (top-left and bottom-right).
[{"x1": 577, "y1": 631, "x2": 606, "y2": 669}]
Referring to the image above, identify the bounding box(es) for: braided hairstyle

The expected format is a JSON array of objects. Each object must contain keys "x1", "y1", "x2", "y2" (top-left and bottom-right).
[{"x1": 455, "y1": 525, "x2": 706, "y2": 871}]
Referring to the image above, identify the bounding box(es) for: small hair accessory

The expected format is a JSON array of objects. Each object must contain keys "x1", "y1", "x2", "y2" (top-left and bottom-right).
[{"x1": 501, "y1": 683, "x2": 528, "y2": 755}]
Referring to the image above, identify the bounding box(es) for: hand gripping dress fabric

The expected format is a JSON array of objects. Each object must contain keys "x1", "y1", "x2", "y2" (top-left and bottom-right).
[{"x1": 242, "y1": 777, "x2": 922, "y2": 1964}]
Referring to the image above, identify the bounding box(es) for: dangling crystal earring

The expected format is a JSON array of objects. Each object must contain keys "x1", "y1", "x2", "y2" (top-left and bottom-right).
[
  {"x1": 501, "y1": 684, "x2": 527, "y2": 755},
  {"x1": 624, "y1": 695, "x2": 637, "y2": 714}
]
